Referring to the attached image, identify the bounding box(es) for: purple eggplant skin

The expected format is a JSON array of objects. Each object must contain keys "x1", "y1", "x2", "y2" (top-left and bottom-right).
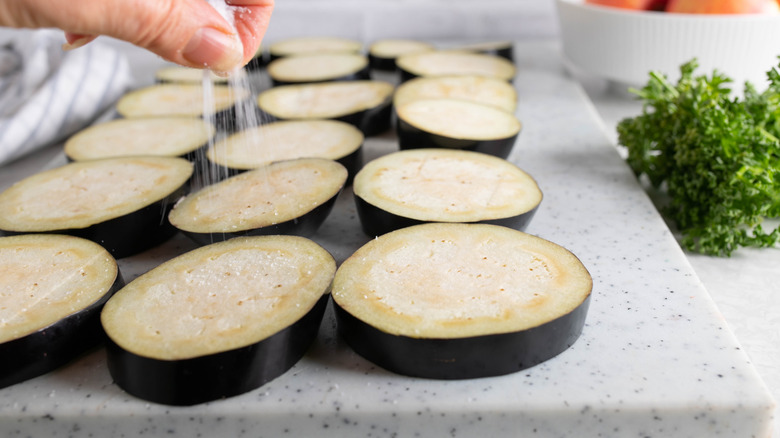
[
  {"x1": 0, "y1": 180, "x2": 190, "y2": 259},
  {"x1": 333, "y1": 294, "x2": 590, "y2": 380},
  {"x1": 0, "y1": 271, "x2": 125, "y2": 389},
  {"x1": 369, "y1": 54, "x2": 398, "y2": 72},
  {"x1": 396, "y1": 118, "x2": 517, "y2": 159},
  {"x1": 354, "y1": 195, "x2": 539, "y2": 237},
  {"x1": 105, "y1": 295, "x2": 328, "y2": 406},
  {"x1": 179, "y1": 189, "x2": 342, "y2": 247},
  {"x1": 258, "y1": 101, "x2": 392, "y2": 138}
]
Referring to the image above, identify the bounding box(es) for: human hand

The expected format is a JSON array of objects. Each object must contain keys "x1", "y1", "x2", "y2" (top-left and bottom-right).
[{"x1": 0, "y1": 0, "x2": 274, "y2": 73}]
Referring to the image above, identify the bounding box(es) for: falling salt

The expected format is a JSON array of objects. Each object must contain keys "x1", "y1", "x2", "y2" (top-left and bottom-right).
[{"x1": 194, "y1": 0, "x2": 276, "y2": 225}]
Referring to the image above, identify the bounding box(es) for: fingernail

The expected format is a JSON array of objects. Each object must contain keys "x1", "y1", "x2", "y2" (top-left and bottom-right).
[
  {"x1": 182, "y1": 27, "x2": 243, "y2": 73},
  {"x1": 62, "y1": 35, "x2": 97, "y2": 51}
]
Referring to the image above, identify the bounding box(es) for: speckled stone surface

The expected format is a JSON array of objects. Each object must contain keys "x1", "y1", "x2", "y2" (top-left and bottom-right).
[{"x1": 0, "y1": 42, "x2": 775, "y2": 437}]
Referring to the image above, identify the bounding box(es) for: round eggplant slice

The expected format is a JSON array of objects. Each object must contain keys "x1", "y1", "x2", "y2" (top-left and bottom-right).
[
  {"x1": 101, "y1": 235, "x2": 335, "y2": 405},
  {"x1": 353, "y1": 149, "x2": 541, "y2": 236},
  {"x1": 64, "y1": 117, "x2": 215, "y2": 161},
  {"x1": 0, "y1": 156, "x2": 193, "y2": 258},
  {"x1": 116, "y1": 84, "x2": 252, "y2": 131},
  {"x1": 267, "y1": 53, "x2": 370, "y2": 86},
  {"x1": 332, "y1": 223, "x2": 592, "y2": 379},
  {"x1": 368, "y1": 39, "x2": 436, "y2": 71},
  {"x1": 169, "y1": 158, "x2": 347, "y2": 245},
  {"x1": 0, "y1": 234, "x2": 123, "y2": 389},
  {"x1": 453, "y1": 41, "x2": 514, "y2": 63},
  {"x1": 395, "y1": 98, "x2": 522, "y2": 158},
  {"x1": 206, "y1": 120, "x2": 364, "y2": 180},
  {"x1": 394, "y1": 75, "x2": 518, "y2": 114},
  {"x1": 395, "y1": 50, "x2": 516, "y2": 83},
  {"x1": 256, "y1": 81, "x2": 394, "y2": 136},
  {"x1": 154, "y1": 66, "x2": 241, "y2": 84},
  {"x1": 268, "y1": 36, "x2": 363, "y2": 60}
]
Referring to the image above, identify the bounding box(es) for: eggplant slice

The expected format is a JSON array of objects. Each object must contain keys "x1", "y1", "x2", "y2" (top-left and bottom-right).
[
  {"x1": 205, "y1": 120, "x2": 364, "y2": 180},
  {"x1": 368, "y1": 39, "x2": 436, "y2": 71},
  {"x1": 0, "y1": 156, "x2": 193, "y2": 258},
  {"x1": 395, "y1": 50, "x2": 516, "y2": 82},
  {"x1": 154, "y1": 66, "x2": 237, "y2": 84},
  {"x1": 169, "y1": 158, "x2": 347, "y2": 245},
  {"x1": 332, "y1": 223, "x2": 592, "y2": 379},
  {"x1": 101, "y1": 235, "x2": 335, "y2": 405},
  {"x1": 268, "y1": 36, "x2": 363, "y2": 60},
  {"x1": 395, "y1": 98, "x2": 522, "y2": 158},
  {"x1": 116, "y1": 84, "x2": 252, "y2": 131},
  {"x1": 353, "y1": 149, "x2": 541, "y2": 236},
  {"x1": 267, "y1": 53, "x2": 370, "y2": 86},
  {"x1": 0, "y1": 234, "x2": 123, "y2": 389},
  {"x1": 64, "y1": 117, "x2": 215, "y2": 161},
  {"x1": 256, "y1": 80, "x2": 394, "y2": 136},
  {"x1": 394, "y1": 75, "x2": 518, "y2": 114}
]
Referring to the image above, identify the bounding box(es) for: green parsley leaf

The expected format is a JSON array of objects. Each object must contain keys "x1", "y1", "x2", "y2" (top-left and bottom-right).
[{"x1": 617, "y1": 59, "x2": 780, "y2": 256}]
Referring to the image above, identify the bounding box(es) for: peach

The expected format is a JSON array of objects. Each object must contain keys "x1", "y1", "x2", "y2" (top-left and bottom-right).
[
  {"x1": 585, "y1": 0, "x2": 667, "y2": 10},
  {"x1": 665, "y1": 0, "x2": 780, "y2": 14}
]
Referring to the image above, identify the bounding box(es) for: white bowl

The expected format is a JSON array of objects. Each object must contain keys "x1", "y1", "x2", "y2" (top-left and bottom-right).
[{"x1": 555, "y1": 0, "x2": 780, "y2": 91}]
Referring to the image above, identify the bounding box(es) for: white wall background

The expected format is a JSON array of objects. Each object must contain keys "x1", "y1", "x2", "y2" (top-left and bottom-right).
[{"x1": 263, "y1": 0, "x2": 561, "y2": 43}]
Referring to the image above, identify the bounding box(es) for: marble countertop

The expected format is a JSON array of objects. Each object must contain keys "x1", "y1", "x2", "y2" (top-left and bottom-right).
[{"x1": 0, "y1": 40, "x2": 776, "y2": 437}]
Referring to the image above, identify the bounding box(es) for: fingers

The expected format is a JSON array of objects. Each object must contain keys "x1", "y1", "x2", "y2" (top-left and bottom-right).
[
  {"x1": 0, "y1": 0, "x2": 274, "y2": 73},
  {"x1": 227, "y1": 0, "x2": 275, "y2": 66}
]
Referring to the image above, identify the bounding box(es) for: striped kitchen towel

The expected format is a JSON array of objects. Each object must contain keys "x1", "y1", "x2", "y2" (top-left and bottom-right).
[{"x1": 0, "y1": 29, "x2": 131, "y2": 166}]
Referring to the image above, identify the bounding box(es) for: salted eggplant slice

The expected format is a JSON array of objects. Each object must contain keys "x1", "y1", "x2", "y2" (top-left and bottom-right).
[
  {"x1": 169, "y1": 158, "x2": 347, "y2": 245},
  {"x1": 205, "y1": 120, "x2": 364, "y2": 180},
  {"x1": 64, "y1": 117, "x2": 215, "y2": 161},
  {"x1": 0, "y1": 234, "x2": 123, "y2": 389},
  {"x1": 0, "y1": 156, "x2": 193, "y2": 258},
  {"x1": 393, "y1": 75, "x2": 518, "y2": 114},
  {"x1": 154, "y1": 66, "x2": 239, "y2": 84},
  {"x1": 256, "y1": 81, "x2": 394, "y2": 136},
  {"x1": 268, "y1": 36, "x2": 363, "y2": 60},
  {"x1": 332, "y1": 223, "x2": 592, "y2": 379},
  {"x1": 395, "y1": 50, "x2": 516, "y2": 83},
  {"x1": 116, "y1": 84, "x2": 252, "y2": 131},
  {"x1": 353, "y1": 149, "x2": 541, "y2": 236},
  {"x1": 368, "y1": 39, "x2": 435, "y2": 71},
  {"x1": 267, "y1": 53, "x2": 370, "y2": 86},
  {"x1": 453, "y1": 41, "x2": 514, "y2": 63},
  {"x1": 395, "y1": 98, "x2": 522, "y2": 158},
  {"x1": 101, "y1": 235, "x2": 335, "y2": 405}
]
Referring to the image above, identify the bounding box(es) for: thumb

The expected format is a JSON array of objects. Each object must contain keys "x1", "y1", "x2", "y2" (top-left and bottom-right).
[{"x1": 0, "y1": 0, "x2": 272, "y2": 72}]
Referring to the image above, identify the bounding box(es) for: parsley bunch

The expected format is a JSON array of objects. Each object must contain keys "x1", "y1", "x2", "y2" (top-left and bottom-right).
[{"x1": 617, "y1": 59, "x2": 780, "y2": 256}]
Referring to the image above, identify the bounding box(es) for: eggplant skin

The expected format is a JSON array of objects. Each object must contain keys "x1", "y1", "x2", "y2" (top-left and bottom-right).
[
  {"x1": 106, "y1": 295, "x2": 328, "y2": 406},
  {"x1": 368, "y1": 55, "x2": 398, "y2": 72},
  {"x1": 258, "y1": 102, "x2": 392, "y2": 138},
  {"x1": 354, "y1": 195, "x2": 539, "y2": 237},
  {"x1": 334, "y1": 294, "x2": 590, "y2": 380},
  {"x1": 396, "y1": 118, "x2": 517, "y2": 159},
  {"x1": 179, "y1": 190, "x2": 341, "y2": 246},
  {"x1": 0, "y1": 272, "x2": 125, "y2": 389}
]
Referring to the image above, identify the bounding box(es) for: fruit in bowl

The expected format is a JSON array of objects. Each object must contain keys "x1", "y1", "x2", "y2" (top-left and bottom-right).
[
  {"x1": 585, "y1": 0, "x2": 667, "y2": 10},
  {"x1": 556, "y1": 0, "x2": 780, "y2": 89},
  {"x1": 585, "y1": 0, "x2": 780, "y2": 13}
]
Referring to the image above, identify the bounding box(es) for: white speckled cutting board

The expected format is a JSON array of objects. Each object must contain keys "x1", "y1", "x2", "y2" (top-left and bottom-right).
[{"x1": 0, "y1": 42, "x2": 774, "y2": 437}]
